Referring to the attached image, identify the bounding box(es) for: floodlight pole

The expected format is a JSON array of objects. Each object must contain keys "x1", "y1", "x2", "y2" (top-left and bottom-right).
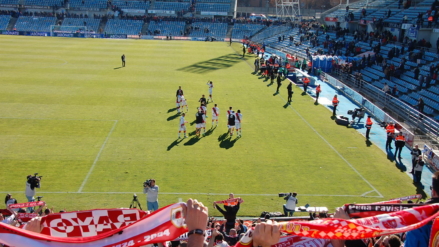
[{"x1": 276, "y1": 0, "x2": 301, "y2": 20}]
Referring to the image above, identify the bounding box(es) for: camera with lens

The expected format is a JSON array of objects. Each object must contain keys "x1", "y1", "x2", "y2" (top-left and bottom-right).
[
  {"x1": 278, "y1": 192, "x2": 292, "y2": 197},
  {"x1": 27, "y1": 173, "x2": 43, "y2": 190},
  {"x1": 143, "y1": 179, "x2": 153, "y2": 187}
]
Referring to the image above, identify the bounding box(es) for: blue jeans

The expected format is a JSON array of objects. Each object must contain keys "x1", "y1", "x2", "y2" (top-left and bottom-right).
[
  {"x1": 26, "y1": 196, "x2": 35, "y2": 213},
  {"x1": 147, "y1": 201, "x2": 159, "y2": 211},
  {"x1": 283, "y1": 204, "x2": 295, "y2": 217}
]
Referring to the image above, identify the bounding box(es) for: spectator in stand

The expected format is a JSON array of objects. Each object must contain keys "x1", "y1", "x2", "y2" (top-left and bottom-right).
[
  {"x1": 414, "y1": 67, "x2": 420, "y2": 80},
  {"x1": 416, "y1": 97, "x2": 425, "y2": 115},
  {"x1": 213, "y1": 195, "x2": 242, "y2": 234},
  {"x1": 4, "y1": 194, "x2": 17, "y2": 208},
  {"x1": 382, "y1": 83, "x2": 390, "y2": 94}
]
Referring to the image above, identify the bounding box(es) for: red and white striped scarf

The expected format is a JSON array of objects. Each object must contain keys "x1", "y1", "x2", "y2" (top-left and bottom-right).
[{"x1": 1, "y1": 202, "x2": 439, "y2": 247}]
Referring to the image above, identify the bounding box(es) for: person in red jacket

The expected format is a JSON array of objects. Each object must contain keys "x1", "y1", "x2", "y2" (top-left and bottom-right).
[
  {"x1": 365, "y1": 115, "x2": 373, "y2": 139},
  {"x1": 315, "y1": 84, "x2": 321, "y2": 104},
  {"x1": 332, "y1": 95, "x2": 339, "y2": 116}
]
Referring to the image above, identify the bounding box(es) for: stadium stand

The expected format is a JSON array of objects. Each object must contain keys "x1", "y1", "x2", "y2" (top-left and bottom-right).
[
  {"x1": 110, "y1": 0, "x2": 150, "y2": 9},
  {"x1": 231, "y1": 23, "x2": 265, "y2": 39},
  {"x1": 188, "y1": 22, "x2": 227, "y2": 38},
  {"x1": 14, "y1": 16, "x2": 57, "y2": 32},
  {"x1": 147, "y1": 20, "x2": 185, "y2": 36},
  {"x1": 194, "y1": 3, "x2": 230, "y2": 12},
  {"x1": 61, "y1": 18, "x2": 101, "y2": 32},
  {"x1": 0, "y1": 14, "x2": 11, "y2": 30},
  {"x1": 0, "y1": 0, "x2": 18, "y2": 5},
  {"x1": 24, "y1": 0, "x2": 63, "y2": 7},
  {"x1": 69, "y1": 0, "x2": 107, "y2": 9},
  {"x1": 104, "y1": 19, "x2": 144, "y2": 35},
  {"x1": 151, "y1": 2, "x2": 190, "y2": 11}
]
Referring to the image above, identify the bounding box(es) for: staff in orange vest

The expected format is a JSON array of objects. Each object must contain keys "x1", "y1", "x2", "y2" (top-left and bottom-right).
[
  {"x1": 302, "y1": 77, "x2": 310, "y2": 94},
  {"x1": 365, "y1": 115, "x2": 373, "y2": 139},
  {"x1": 332, "y1": 95, "x2": 339, "y2": 116},
  {"x1": 385, "y1": 122, "x2": 395, "y2": 149},
  {"x1": 315, "y1": 84, "x2": 321, "y2": 104},
  {"x1": 395, "y1": 132, "x2": 406, "y2": 158}
]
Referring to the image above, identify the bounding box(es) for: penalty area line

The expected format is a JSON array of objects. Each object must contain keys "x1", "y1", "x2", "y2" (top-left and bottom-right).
[{"x1": 77, "y1": 120, "x2": 118, "y2": 193}]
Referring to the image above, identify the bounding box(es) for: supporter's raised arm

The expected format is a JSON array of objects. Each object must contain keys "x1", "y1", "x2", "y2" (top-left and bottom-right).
[
  {"x1": 183, "y1": 199, "x2": 208, "y2": 247},
  {"x1": 252, "y1": 220, "x2": 280, "y2": 247}
]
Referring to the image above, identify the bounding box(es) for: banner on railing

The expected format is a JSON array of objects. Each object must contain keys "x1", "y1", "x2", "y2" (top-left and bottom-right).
[
  {"x1": 148, "y1": 10, "x2": 175, "y2": 14},
  {"x1": 200, "y1": 11, "x2": 228, "y2": 16},
  {"x1": 324, "y1": 17, "x2": 338, "y2": 22},
  {"x1": 423, "y1": 144, "x2": 439, "y2": 171}
]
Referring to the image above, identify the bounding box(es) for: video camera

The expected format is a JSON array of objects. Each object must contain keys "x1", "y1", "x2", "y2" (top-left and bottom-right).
[
  {"x1": 27, "y1": 173, "x2": 43, "y2": 190},
  {"x1": 278, "y1": 193, "x2": 292, "y2": 197},
  {"x1": 143, "y1": 179, "x2": 153, "y2": 187}
]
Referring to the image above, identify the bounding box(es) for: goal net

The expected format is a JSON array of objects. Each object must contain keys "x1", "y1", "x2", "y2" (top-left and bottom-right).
[{"x1": 50, "y1": 25, "x2": 93, "y2": 38}]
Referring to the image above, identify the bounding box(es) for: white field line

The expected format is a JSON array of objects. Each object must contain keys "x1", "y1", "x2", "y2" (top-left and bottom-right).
[
  {"x1": 77, "y1": 120, "x2": 118, "y2": 192},
  {"x1": 235, "y1": 47, "x2": 383, "y2": 198},
  {"x1": 0, "y1": 191, "x2": 383, "y2": 198},
  {"x1": 0, "y1": 117, "x2": 116, "y2": 122}
]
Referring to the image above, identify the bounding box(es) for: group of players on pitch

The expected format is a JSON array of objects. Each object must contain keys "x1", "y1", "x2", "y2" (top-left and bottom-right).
[{"x1": 176, "y1": 82, "x2": 243, "y2": 139}]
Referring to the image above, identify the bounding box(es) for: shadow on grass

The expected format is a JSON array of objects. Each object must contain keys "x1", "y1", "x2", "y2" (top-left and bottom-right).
[
  {"x1": 218, "y1": 132, "x2": 228, "y2": 142},
  {"x1": 167, "y1": 138, "x2": 183, "y2": 151},
  {"x1": 394, "y1": 157, "x2": 407, "y2": 172},
  {"x1": 386, "y1": 149, "x2": 395, "y2": 162},
  {"x1": 204, "y1": 126, "x2": 216, "y2": 137},
  {"x1": 415, "y1": 183, "x2": 428, "y2": 199},
  {"x1": 184, "y1": 136, "x2": 200, "y2": 146},
  {"x1": 189, "y1": 120, "x2": 196, "y2": 126},
  {"x1": 114, "y1": 67, "x2": 123, "y2": 70},
  {"x1": 219, "y1": 135, "x2": 239, "y2": 149},
  {"x1": 167, "y1": 113, "x2": 180, "y2": 121},
  {"x1": 176, "y1": 53, "x2": 244, "y2": 74},
  {"x1": 168, "y1": 108, "x2": 177, "y2": 113}
]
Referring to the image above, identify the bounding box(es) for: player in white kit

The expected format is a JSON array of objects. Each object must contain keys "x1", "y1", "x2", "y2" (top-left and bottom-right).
[
  {"x1": 180, "y1": 95, "x2": 188, "y2": 112},
  {"x1": 211, "y1": 104, "x2": 219, "y2": 127},
  {"x1": 207, "y1": 81, "x2": 214, "y2": 102},
  {"x1": 235, "y1": 110, "x2": 242, "y2": 137},
  {"x1": 178, "y1": 113, "x2": 188, "y2": 138}
]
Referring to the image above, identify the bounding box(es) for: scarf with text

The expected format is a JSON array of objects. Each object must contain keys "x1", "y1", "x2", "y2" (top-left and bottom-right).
[
  {"x1": 0, "y1": 203, "x2": 187, "y2": 247},
  {"x1": 9, "y1": 201, "x2": 45, "y2": 209},
  {"x1": 1, "y1": 202, "x2": 439, "y2": 247}
]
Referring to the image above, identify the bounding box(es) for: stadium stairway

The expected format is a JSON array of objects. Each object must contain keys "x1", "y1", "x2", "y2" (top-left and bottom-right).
[
  {"x1": 141, "y1": 22, "x2": 149, "y2": 35},
  {"x1": 226, "y1": 23, "x2": 233, "y2": 39},
  {"x1": 249, "y1": 25, "x2": 267, "y2": 39},
  {"x1": 6, "y1": 17, "x2": 17, "y2": 31},
  {"x1": 98, "y1": 18, "x2": 107, "y2": 34}
]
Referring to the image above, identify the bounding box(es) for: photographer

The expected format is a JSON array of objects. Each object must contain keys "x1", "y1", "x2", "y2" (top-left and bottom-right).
[
  {"x1": 25, "y1": 174, "x2": 41, "y2": 213},
  {"x1": 143, "y1": 179, "x2": 159, "y2": 211},
  {"x1": 283, "y1": 192, "x2": 298, "y2": 217}
]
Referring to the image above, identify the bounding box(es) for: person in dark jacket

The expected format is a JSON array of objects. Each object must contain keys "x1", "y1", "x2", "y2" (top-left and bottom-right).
[{"x1": 213, "y1": 200, "x2": 241, "y2": 234}]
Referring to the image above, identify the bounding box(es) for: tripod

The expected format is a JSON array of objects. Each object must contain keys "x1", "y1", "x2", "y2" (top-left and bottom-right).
[{"x1": 129, "y1": 194, "x2": 142, "y2": 210}]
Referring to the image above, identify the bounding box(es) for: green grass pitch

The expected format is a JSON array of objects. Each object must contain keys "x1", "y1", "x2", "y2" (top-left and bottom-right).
[{"x1": 0, "y1": 35, "x2": 417, "y2": 216}]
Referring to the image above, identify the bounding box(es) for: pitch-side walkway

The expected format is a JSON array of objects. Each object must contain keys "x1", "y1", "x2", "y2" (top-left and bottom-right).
[{"x1": 295, "y1": 72, "x2": 433, "y2": 198}]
